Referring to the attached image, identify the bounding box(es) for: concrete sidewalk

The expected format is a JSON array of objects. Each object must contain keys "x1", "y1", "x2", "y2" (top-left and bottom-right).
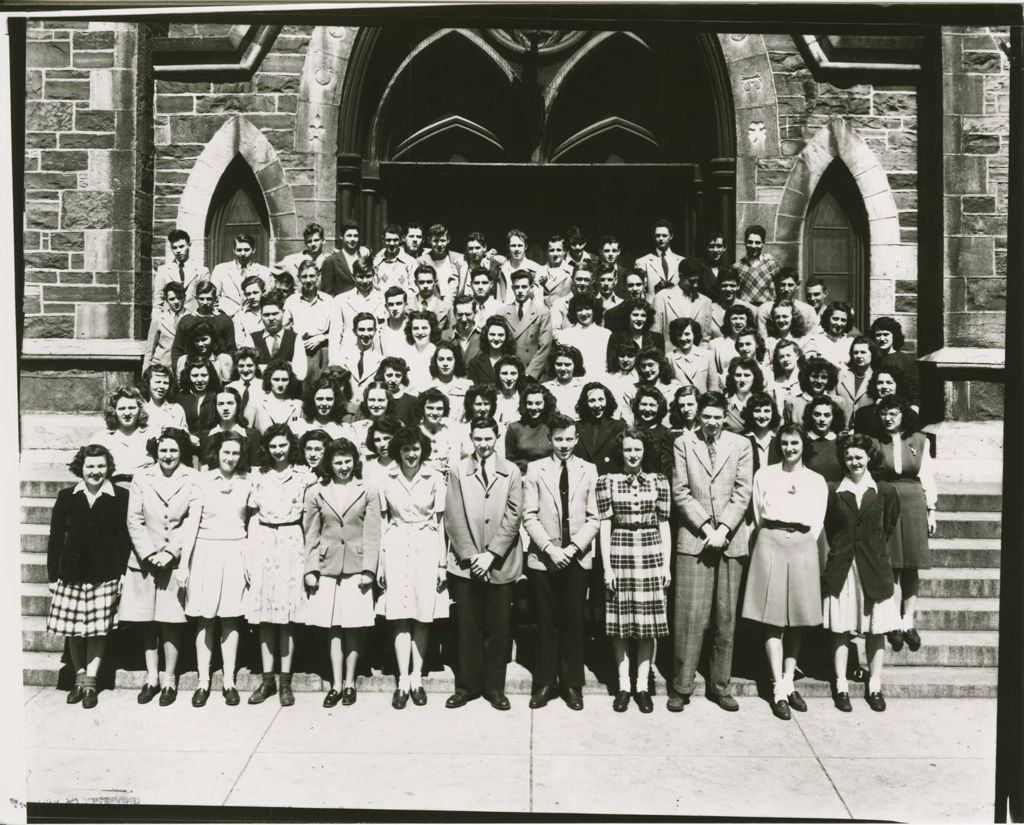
[{"x1": 23, "y1": 686, "x2": 994, "y2": 820}]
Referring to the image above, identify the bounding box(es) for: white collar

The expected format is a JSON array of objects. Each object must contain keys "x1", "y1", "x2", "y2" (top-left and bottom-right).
[
  {"x1": 73, "y1": 480, "x2": 116, "y2": 497},
  {"x1": 836, "y1": 475, "x2": 877, "y2": 495}
]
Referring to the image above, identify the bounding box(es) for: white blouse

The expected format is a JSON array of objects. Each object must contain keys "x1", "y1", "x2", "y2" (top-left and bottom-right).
[{"x1": 751, "y1": 464, "x2": 827, "y2": 536}]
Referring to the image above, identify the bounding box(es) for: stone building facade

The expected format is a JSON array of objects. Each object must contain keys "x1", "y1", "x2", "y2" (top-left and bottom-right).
[{"x1": 18, "y1": 16, "x2": 1011, "y2": 454}]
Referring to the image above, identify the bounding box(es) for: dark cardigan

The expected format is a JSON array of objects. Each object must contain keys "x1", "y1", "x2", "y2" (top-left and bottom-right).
[
  {"x1": 47, "y1": 486, "x2": 132, "y2": 584},
  {"x1": 822, "y1": 481, "x2": 901, "y2": 601}
]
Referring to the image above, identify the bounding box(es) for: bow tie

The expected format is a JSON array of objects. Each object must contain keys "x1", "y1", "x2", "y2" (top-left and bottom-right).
[{"x1": 625, "y1": 473, "x2": 644, "y2": 487}]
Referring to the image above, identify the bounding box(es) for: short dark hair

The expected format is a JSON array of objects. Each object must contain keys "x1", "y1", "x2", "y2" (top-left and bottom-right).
[
  {"x1": 518, "y1": 382, "x2": 556, "y2": 421},
  {"x1": 875, "y1": 393, "x2": 916, "y2": 434},
  {"x1": 549, "y1": 344, "x2": 585, "y2": 378},
  {"x1": 258, "y1": 423, "x2": 301, "y2": 469},
  {"x1": 821, "y1": 302, "x2": 854, "y2": 334},
  {"x1": 404, "y1": 310, "x2": 440, "y2": 346},
  {"x1": 414, "y1": 264, "x2": 437, "y2": 281},
  {"x1": 382, "y1": 222, "x2": 403, "y2": 239},
  {"x1": 567, "y1": 293, "x2": 603, "y2": 325},
  {"x1": 416, "y1": 387, "x2": 451, "y2": 421},
  {"x1": 868, "y1": 366, "x2": 906, "y2": 400},
  {"x1": 469, "y1": 415, "x2": 500, "y2": 436},
  {"x1": 548, "y1": 412, "x2": 577, "y2": 435},
  {"x1": 567, "y1": 225, "x2": 587, "y2": 244},
  {"x1": 869, "y1": 316, "x2": 906, "y2": 351},
  {"x1": 384, "y1": 285, "x2": 408, "y2": 302},
  {"x1": 261, "y1": 359, "x2": 298, "y2": 395},
  {"x1": 798, "y1": 356, "x2": 839, "y2": 395},
  {"x1": 179, "y1": 357, "x2": 221, "y2": 395},
  {"x1": 241, "y1": 274, "x2": 265, "y2": 293},
  {"x1": 576, "y1": 381, "x2": 617, "y2": 422},
  {"x1": 429, "y1": 341, "x2": 467, "y2": 379},
  {"x1": 352, "y1": 311, "x2": 377, "y2": 331},
  {"x1": 320, "y1": 437, "x2": 362, "y2": 482},
  {"x1": 669, "y1": 385, "x2": 701, "y2": 429},
  {"x1": 203, "y1": 430, "x2": 251, "y2": 473},
  {"x1": 233, "y1": 346, "x2": 259, "y2": 367},
  {"x1": 725, "y1": 356, "x2": 766, "y2": 396},
  {"x1": 168, "y1": 228, "x2": 191, "y2": 246},
  {"x1": 741, "y1": 391, "x2": 780, "y2": 431},
  {"x1": 387, "y1": 425, "x2": 432, "y2": 463},
  {"x1": 774, "y1": 266, "x2": 800, "y2": 286},
  {"x1": 146, "y1": 427, "x2": 194, "y2": 464},
  {"x1": 837, "y1": 432, "x2": 881, "y2": 470},
  {"x1": 776, "y1": 422, "x2": 812, "y2": 455},
  {"x1": 463, "y1": 383, "x2": 497, "y2": 420},
  {"x1": 303, "y1": 223, "x2": 324, "y2": 241},
  {"x1": 163, "y1": 281, "x2": 185, "y2": 299},
  {"x1": 744, "y1": 224, "x2": 767, "y2": 242},
  {"x1": 233, "y1": 233, "x2": 256, "y2": 248},
  {"x1": 631, "y1": 385, "x2": 668, "y2": 422},
  {"x1": 375, "y1": 356, "x2": 410, "y2": 386},
  {"x1": 653, "y1": 218, "x2": 674, "y2": 234},
  {"x1": 698, "y1": 390, "x2": 729, "y2": 414},
  {"x1": 339, "y1": 218, "x2": 361, "y2": 236},
  {"x1": 668, "y1": 317, "x2": 704, "y2": 348},
  {"x1": 214, "y1": 386, "x2": 248, "y2": 427},
  {"x1": 621, "y1": 298, "x2": 654, "y2": 332},
  {"x1": 717, "y1": 266, "x2": 741, "y2": 285},
  {"x1": 803, "y1": 395, "x2": 847, "y2": 435},
  {"x1": 68, "y1": 443, "x2": 115, "y2": 479},
  {"x1": 366, "y1": 415, "x2": 402, "y2": 457},
  {"x1": 302, "y1": 377, "x2": 347, "y2": 424},
  {"x1": 196, "y1": 280, "x2": 218, "y2": 297},
  {"x1": 259, "y1": 292, "x2": 285, "y2": 311}
]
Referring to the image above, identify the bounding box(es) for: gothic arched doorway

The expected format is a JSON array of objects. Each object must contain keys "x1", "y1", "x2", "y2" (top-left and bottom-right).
[{"x1": 336, "y1": 26, "x2": 735, "y2": 262}]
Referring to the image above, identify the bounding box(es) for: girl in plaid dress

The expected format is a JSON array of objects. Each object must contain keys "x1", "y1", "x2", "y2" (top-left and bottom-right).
[
  {"x1": 46, "y1": 444, "x2": 132, "y2": 709},
  {"x1": 596, "y1": 427, "x2": 672, "y2": 714}
]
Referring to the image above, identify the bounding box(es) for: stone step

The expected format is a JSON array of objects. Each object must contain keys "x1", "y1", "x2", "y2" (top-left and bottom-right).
[
  {"x1": 21, "y1": 449, "x2": 80, "y2": 466},
  {"x1": 934, "y1": 459, "x2": 1003, "y2": 484},
  {"x1": 22, "y1": 497, "x2": 56, "y2": 525},
  {"x1": 926, "y1": 421, "x2": 1002, "y2": 462},
  {"x1": 21, "y1": 413, "x2": 105, "y2": 452},
  {"x1": 916, "y1": 598, "x2": 999, "y2": 631},
  {"x1": 919, "y1": 567, "x2": 1000, "y2": 598},
  {"x1": 22, "y1": 616, "x2": 63, "y2": 653},
  {"x1": 21, "y1": 523, "x2": 49, "y2": 554},
  {"x1": 885, "y1": 630, "x2": 998, "y2": 668},
  {"x1": 929, "y1": 539, "x2": 1000, "y2": 569},
  {"x1": 936, "y1": 481, "x2": 1002, "y2": 513},
  {"x1": 23, "y1": 582, "x2": 51, "y2": 616},
  {"x1": 933, "y1": 511, "x2": 1001, "y2": 540},
  {"x1": 21, "y1": 553, "x2": 48, "y2": 584},
  {"x1": 20, "y1": 463, "x2": 76, "y2": 499},
  {"x1": 19, "y1": 651, "x2": 998, "y2": 698}
]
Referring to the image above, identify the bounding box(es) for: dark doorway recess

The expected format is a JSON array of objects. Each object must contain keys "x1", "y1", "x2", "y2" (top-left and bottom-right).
[{"x1": 205, "y1": 154, "x2": 272, "y2": 269}]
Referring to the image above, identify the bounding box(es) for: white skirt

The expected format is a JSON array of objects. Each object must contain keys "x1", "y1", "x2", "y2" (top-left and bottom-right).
[
  {"x1": 822, "y1": 559, "x2": 901, "y2": 635},
  {"x1": 303, "y1": 573, "x2": 376, "y2": 629}
]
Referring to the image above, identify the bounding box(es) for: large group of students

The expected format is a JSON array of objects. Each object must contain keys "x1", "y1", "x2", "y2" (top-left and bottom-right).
[{"x1": 46, "y1": 218, "x2": 934, "y2": 719}]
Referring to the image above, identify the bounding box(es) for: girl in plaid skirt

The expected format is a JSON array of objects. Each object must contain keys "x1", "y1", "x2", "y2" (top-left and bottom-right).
[
  {"x1": 46, "y1": 444, "x2": 132, "y2": 709},
  {"x1": 596, "y1": 427, "x2": 672, "y2": 714}
]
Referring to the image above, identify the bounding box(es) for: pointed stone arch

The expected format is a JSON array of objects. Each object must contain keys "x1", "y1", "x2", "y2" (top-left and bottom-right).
[
  {"x1": 176, "y1": 115, "x2": 297, "y2": 266},
  {"x1": 775, "y1": 117, "x2": 906, "y2": 315}
]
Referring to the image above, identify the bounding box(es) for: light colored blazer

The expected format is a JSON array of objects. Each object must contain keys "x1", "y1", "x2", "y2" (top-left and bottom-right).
[
  {"x1": 126, "y1": 465, "x2": 201, "y2": 571},
  {"x1": 522, "y1": 455, "x2": 599, "y2": 572},
  {"x1": 668, "y1": 349, "x2": 720, "y2": 394},
  {"x1": 303, "y1": 480, "x2": 382, "y2": 578},
  {"x1": 499, "y1": 303, "x2": 553, "y2": 380},
  {"x1": 672, "y1": 430, "x2": 753, "y2": 557},
  {"x1": 210, "y1": 260, "x2": 273, "y2": 317},
  {"x1": 153, "y1": 258, "x2": 209, "y2": 313},
  {"x1": 835, "y1": 366, "x2": 873, "y2": 425},
  {"x1": 635, "y1": 249, "x2": 684, "y2": 301},
  {"x1": 444, "y1": 454, "x2": 523, "y2": 585},
  {"x1": 142, "y1": 308, "x2": 183, "y2": 371},
  {"x1": 651, "y1": 288, "x2": 717, "y2": 346},
  {"x1": 333, "y1": 344, "x2": 385, "y2": 402}
]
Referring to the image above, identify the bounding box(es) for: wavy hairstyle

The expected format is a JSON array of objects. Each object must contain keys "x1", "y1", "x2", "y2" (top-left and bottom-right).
[
  {"x1": 575, "y1": 381, "x2": 618, "y2": 422},
  {"x1": 203, "y1": 429, "x2": 251, "y2": 473},
  {"x1": 319, "y1": 437, "x2": 363, "y2": 482},
  {"x1": 429, "y1": 341, "x2": 468, "y2": 379},
  {"x1": 103, "y1": 385, "x2": 150, "y2": 431},
  {"x1": 145, "y1": 426, "x2": 194, "y2": 465},
  {"x1": 725, "y1": 356, "x2": 767, "y2": 396},
  {"x1": 631, "y1": 386, "x2": 668, "y2": 425},
  {"x1": 803, "y1": 395, "x2": 847, "y2": 435},
  {"x1": 302, "y1": 377, "x2": 348, "y2": 424},
  {"x1": 518, "y1": 381, "x2": 556, "y2": 422},
  {"x1": 404, "y1": 309, "x2": 441, "y2": 346},
  {"x1": 257, "y1": 422, "x2": 302, "y2": 469},
  {"x1": 68, "y1": 443, "x2": 116, "y2": 479}
]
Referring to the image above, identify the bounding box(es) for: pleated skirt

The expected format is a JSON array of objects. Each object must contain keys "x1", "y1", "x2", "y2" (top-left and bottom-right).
[
  {"x1": 118, "y1": 565, "x2": 186, "y2": 624},
  {"x1": 742, "y1": 527, "x2": 823, "y2": 627},
  {"x1": 822, "y1": 560, "x2": 901, "y2": 635},
  {"x1": 185, "y1": 537, "x2": 247, "y2": 619},
  {"x1": 303, "y1": 573, "x2": 376, "y2": 629},
  {"x1": 47, "y1": 578, "x2": 121, "y2": 637}
]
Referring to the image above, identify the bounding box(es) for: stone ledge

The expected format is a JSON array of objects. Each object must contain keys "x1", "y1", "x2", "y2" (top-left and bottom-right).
[
  {"x1": 21, "y1": 338, "x2": 146, "y2": 361},
  {"x1": 919, "y1": 347, "x2": 1005, "y2": 370}
]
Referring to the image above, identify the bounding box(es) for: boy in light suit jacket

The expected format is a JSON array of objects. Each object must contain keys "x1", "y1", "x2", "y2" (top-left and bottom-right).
[
  {"x1": 670, "y1": 390, "x2": 753, "y2": 713},
  {"x1": 444, "y1": 416, "x2": 523, "y2": 711},
  {"x1": 522, "y1": 414, "x2": 599, "y2": 711}
]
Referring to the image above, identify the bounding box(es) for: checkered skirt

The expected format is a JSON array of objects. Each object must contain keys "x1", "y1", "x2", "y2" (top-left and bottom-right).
[
  {"x1": 46, "y1": 578, "x2": 121, "y2": 637},
  {"x1": 596, "y1": 474, "x2": 670, "y2": 639}
]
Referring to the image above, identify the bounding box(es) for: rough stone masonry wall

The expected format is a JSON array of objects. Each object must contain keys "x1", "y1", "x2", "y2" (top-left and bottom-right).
[
  {"x1": 152, "y1": 24, "x2": 315, "y2": 270},
  {"x1": 23, "y1": 21, "x2": 150, "y2": 340},
  {"x1": 757, "y1": 34, "x2": 920, "y2": 349},
  {"x1": 941, "y1": 26, "x2": 1009, "y2": 420}
]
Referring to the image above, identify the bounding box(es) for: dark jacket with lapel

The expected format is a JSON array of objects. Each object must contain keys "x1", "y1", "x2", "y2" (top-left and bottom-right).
[
  {"x1": 574, "y1": 418, "x2": 627, "y2": 476},
  {"x1": 499, "y1": 303, "x2": 553, "y2": 380},
  {"x1": 466, "y1": 353, "x2": 499, "y2": 387},
  {"x1": 320, "y1": 251, "x2": 357, "y2": 296},
  {"x1": 822, "y1": 482, "x2": 901, "y2": 601},
  {"x1": 179, "y1": 391, "x2": 218, "y2": 434},
  {"x1": 747, "y1": 433, "x2": 783, "y2": 474},
  {"x1": 47, "y1": 486, "x2": 132, "y2": 583}
]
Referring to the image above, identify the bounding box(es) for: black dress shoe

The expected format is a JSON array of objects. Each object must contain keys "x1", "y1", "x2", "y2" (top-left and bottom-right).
[
  {"x1": 137, "y1": 683, "x2": 160, "y2": 705},
  {"x1": 708, "y1": 693, "x2": 740, "y2": 712},
  {"x1": 66, "y1": 686, "x2": 84, "y2": 705},
  {"x1": 248, "y1": 680, "x2": 277, "y2": 705},
  {"x1": 788, "y1": 690, "x2": 807, "y2": 713},
  {"x1": 223, "y1": 687, "x2": 240, "y2": 706},
  {"x1": 529, "y1": 685, "x2": 558, "y2": 709},
  {"x1": 635, "y1": 691, "x2": 654, "y2": 714},
  {"x1": 904, "y1": 628, "x2": 922, "y2": 652},
  {"x1": 392, "y1": 689, "x2": 409, "y2": 709},
  {"x1": 485, "y1": 692, "x2": 511, "y2": 711},
  {"x1": 833, "y1": 691, "x2": 853, "y2": 712},
  {"x1": 341, "y1": 687, "x2": 357, "y2": 706},
  {"x1": 563, "y1": 687, "x2": 584, "y2": 711},
  {"x1": 191, "y1": 687, "x2": 210, "y2": 707},
  {"x1": 666, "y1": 692, "x2": 689, "y2": 713},
  {"x1": 445, "y1": 691, "x2": 475, "y2": 709},
  {"x1": 159, "y1": 687, "x2": 177, "y2": 707},
  {"x1": 323, "y1": 689, "x2": 341, "y2": 708},
  {"x1": 887, "y1": 629, "x2": 905, "y2": 652},
  {"x1": 867, "y1": 691, "x2": 887, "y2": 712},
  {"x1": 410, "y1": 686, "x2": 427, "y2": 706},
  {"x1": 279, "y1": 684, "x2": 295, "y2": 707},
  {"x1": 81, "y1": 688, "x2": 98, "y2": 710},
  {"x1": 771, "y1": 699, "x2": 791, "y2": 720},
  {"x1": 613, "y1": 690, "x2": 630, "y2": 712}
]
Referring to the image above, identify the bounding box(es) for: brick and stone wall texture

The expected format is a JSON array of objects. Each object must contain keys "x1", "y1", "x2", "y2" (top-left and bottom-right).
[
  {"x1": 752, "y1": 34, "x2": 920, "y2": 349},
  {"x1": 152, "y1": 24, "x2": 318, "y2": 271},
  {"x1": 24, "y1": 21, "x2": 151, "y2": 340},
  {"x1": 941, "y1": 26, "x2": 1009, "y2": 420}
]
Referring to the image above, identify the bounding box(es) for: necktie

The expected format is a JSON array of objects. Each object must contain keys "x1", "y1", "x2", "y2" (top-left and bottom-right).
[
  {"x1": 357, "y1": 348, "x2": 365, "y2": 379},
  {"x1": 177, "y1": 261, "x2": 185, "y2": 283},
  {"x1": 518, "y1": 304, "x2": 524, "y2": 321},
  {"x1": 269, "y1": 333, "x2": 279, "y2": 357},
  {"x1": 707, "y1": 436, "x2": 717, "y2": 467},
  {"x1": 559, "y1": 460, "x2": 571, "y2": 547},
  {"x1": 480, "y1": 460, "x2": 489, "y2": 489},
  {"x1": 661, "y1": 250, "x2": 669, "y2": 280},
  {"x1": 239, "y1": 381, "x2": 250, "y2": 413}
]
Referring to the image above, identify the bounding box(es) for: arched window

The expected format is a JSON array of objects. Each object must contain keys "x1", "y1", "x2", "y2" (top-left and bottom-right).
[
  {"x1": 804, "y1": 160, "x2": 869, "y2": 326},
  {"x1": 205, "y1": 155, "x2": 271, "y2": 269}
]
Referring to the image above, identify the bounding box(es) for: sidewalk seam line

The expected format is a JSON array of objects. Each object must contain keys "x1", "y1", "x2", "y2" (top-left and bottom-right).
[
  {"x1": 794, "y1": 714, "x2": 853, "y2": 819},
  {"x1": 528, "y1": 708, "x2": 534, "y2": 813},
  {"x1": 221, "y1": 705, "x2": 281, "y2": 806}
]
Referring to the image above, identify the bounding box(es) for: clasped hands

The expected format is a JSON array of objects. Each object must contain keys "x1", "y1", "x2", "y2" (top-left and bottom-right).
[
  {"x1": 545, "y1": 541, "x2": 578, "y2": 570},
  {"x1": 468, "y1": 551, "x2": 496, "y2": 581},
  {"x1": 701, "y1": 523, "x2": 730, "y2": 552}
]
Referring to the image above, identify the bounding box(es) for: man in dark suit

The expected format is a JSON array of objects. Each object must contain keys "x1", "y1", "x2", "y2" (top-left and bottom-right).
[
  {"x1": 499, "y1": 270, "x2": 553, "y2": 380},
  {"x1": 320, "y1": 219, "x2": 371, "y2": 296},
  {"x1": 444, "y1": 416, "x2": 524, "y2": 711},
  {"x1": 252, "y1": 292, "x2": 307, "y2": 380},
  {"x1": 442, "y1": 294, "x2": 483, "y2": 364}
]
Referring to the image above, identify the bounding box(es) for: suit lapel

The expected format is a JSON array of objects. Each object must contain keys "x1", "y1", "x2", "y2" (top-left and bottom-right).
[
  {"x1": 591, "y1": 421, "x2": 616, "y2": 456},
  {"x1": 710, "y1": 435, "x2": 732, "y2": 479},
  {"x1": 692, "y1": 436, "x2": 713, "y2": 475},
  {"x1": 538, "y1": 460, "x2": 560, "y2": 519}
]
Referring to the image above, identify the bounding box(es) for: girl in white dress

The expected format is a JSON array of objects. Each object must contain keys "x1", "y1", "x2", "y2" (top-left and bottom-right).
[
  {"x1": 362, "y1": 416, "x2": 403, "y2": 488},
  {"x1": 555, "y1": 294, "x2": 611, "y2": 379},
  {"x1": 416, "y1": 389, "x2": 461, "y2": 478},
  {"x1": 494, "y1": 355, "x2": 525, "y2": 426},
  {"x1": 402, "y1": 310, "x2": 438, "y2": 394},
  {"x1": 293, "y1": 376, "x2": 354, "y2": 440},
  {"x1": 542, "y1": 344, "x2": 586, "y2": 418},
  {"x1": 425, "y1": 342, "x2": 472, "y2": 413},
  {"x1": 90, "y1": 386, "x2": 154, "y2": 486},
  {"x1": 350, "y1": 382, "x2": 396, "y2": 461},
  {"x1": 140, "y1": 364, "x2": 187, "y2": 434},
  {"x1": 251, "y1": 359, "x2": 302, "y2": 434}
]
